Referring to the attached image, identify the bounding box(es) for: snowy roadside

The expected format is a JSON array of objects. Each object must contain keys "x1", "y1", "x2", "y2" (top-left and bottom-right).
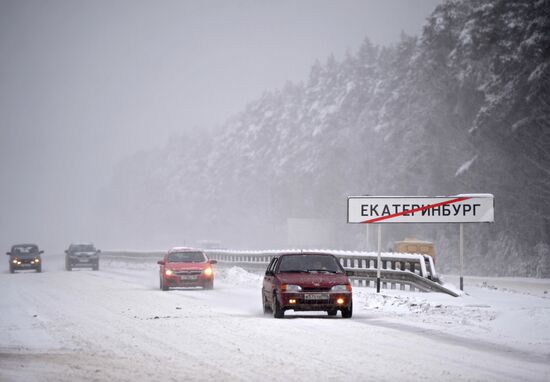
[{"x1": 354, "y1": 283, "x2": 550, "y2": 357}]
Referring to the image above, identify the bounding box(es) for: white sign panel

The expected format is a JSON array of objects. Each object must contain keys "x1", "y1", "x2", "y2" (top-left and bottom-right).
[{"x1": 347, "y1": 194, "x2": 494, "y2": 224}]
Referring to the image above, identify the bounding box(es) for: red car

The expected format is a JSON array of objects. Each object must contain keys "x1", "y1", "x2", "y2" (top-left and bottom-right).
[
  {"x1": 157, "y1": 248, "x2": 217, "y2": 290},
  {"x1": 262, "y1": 252, "x2": 353, "y2": 318}
]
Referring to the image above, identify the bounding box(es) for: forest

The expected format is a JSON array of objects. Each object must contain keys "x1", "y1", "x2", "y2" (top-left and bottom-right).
[{"x1": 104, "y1": 0, "x2": 550, "y2": 277}]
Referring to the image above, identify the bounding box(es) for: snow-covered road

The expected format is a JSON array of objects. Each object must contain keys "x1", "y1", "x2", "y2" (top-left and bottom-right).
[{"x1": 1, "y1": 254, "x2": 549, "y2": 381}]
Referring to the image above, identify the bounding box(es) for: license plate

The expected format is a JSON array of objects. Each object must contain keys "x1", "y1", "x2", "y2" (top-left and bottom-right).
[
  {"x1": 304, "y1": 293, "x2": 329, "y2": 300},
  {"x1": 181, "y1": 275, "x2": 198, "y2": 281}
]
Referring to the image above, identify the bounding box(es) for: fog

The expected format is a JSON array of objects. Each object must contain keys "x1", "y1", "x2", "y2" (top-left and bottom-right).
[{"x1": 0, "y1": 0, "x2": 442, "y2": 253}]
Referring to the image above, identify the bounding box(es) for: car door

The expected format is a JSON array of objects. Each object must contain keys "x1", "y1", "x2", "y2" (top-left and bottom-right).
[
  {"x1": 263, "y1": 257, "x2": 278, "y2": 304},
  {"x1": 160, "y1": 255, "x2": 168, "y2": 277}
]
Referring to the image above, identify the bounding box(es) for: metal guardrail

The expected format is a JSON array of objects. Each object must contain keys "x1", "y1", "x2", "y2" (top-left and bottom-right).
[
  {"x1": 102, "y1": 250, "x2": 164, "y2": 261},
  {"x1": 347, "y1": 268, "x2": 459, "y2": 296},
  {"x1": 204, "y1": 249, "x2": 457, "y2": 296},
  {"x1": 102, "y1": 249, "x2": 459, "y2": 296}
]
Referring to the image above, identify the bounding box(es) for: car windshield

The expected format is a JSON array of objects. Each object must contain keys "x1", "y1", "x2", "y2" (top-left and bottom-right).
[
  {"x1": 278, "y1": 254, "x2": 342, "y2": 273},
  {"x1": 71, "y1": 244, "x2": 96, "y2": 252},
  {"x1": 167, "y1": 251, "x2": 206, "y2": 263},
  {"x1": 12, "y1": 245, "x2": 39, "y2": 255}
]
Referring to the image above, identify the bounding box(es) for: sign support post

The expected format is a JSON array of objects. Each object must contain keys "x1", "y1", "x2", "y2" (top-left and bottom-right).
[
  {"x1": 366, "y1": 224, "x2": 370, "y2": 251},
  {"x1": 459, "y1": 223, "x2": 464, "y2": 291},
  {"x1": 376, "y1": 224, "x2": 382, "y2": 293}
]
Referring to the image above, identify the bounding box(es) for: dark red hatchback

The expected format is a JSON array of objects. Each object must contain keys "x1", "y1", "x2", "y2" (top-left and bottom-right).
[{"x1": 262, "y1": 253, "x2": 353, "y2": 318}]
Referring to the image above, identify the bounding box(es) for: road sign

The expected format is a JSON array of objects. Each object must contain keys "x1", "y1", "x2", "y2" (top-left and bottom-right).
[
  {"x1": 347, "y1": 194, "x2": 494, "y2": 224},
  {"x1": 347, "y1": 193, "x2": 494, "y2": 293}
]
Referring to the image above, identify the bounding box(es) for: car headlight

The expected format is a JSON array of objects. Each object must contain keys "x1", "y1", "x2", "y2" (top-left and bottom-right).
[
  {"x1": 165, "y1": 269, "x2": 174, "y2": 276},
  {"x1": 331, "y1": 284, "x2": 352, "y2": 292},
  {"x1": 12, "y1": 259, "x2": 18, "y2": 264},
  {"x1": 203, "y1": 267, "x2": 213, "y2": 276},
  {"x1": 34, "y1": 258, "x2": 40, "y2": 263},
  {"x1": 281, "y1": 284, "x2": 302, "y2": 292}
]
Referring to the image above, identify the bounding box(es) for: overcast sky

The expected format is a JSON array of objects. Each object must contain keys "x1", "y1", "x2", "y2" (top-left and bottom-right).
[{"x1": 0, "y1": 0, "x2": 442, "y2": 251}]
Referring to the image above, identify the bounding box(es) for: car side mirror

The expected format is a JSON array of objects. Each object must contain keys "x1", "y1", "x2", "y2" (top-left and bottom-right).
[
  {"x1": 209, "y1": 259, "x2": 218, "y2": 265},
  {"x1": 65, "y1": 250, "x2": 68, "y2": 254},
  {"x1": 97, "y1": 249, "x2": 101, "y2": 253},
  {"x1": 6, "y1": 252, "x2": 10, "y2": 256},
  {"x1": 39, "y1": 250, "x2": 44, "y2": 254},
  {"x1": 345, "y1": 270, "x2": 355, "y2": 277},
  {"x1": 265, "y1": 270, "x2": 273, "y2": 276},
  {"x1": 157, "y1": 260, "x2": 165, "y2": 265}
]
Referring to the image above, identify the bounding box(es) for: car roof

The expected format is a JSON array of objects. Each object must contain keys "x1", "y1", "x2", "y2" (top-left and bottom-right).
[
  {"x1": 12, "y1": 243, "x2": 39, "y2": 248},
  {"x1": 168, "y1": 246, "x2": 203, "y2": 253},
  {"x1": 275, "y1": 252, "x2": 337, "y2": 258}
]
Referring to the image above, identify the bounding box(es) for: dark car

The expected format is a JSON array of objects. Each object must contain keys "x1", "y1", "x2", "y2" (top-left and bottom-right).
[
  {"x1": 65, "y1": 243, "x2": 100, "y2": 271},
  {"x1": 6, "y1": 244, "x2": 43, "y2": 273},
  {"x1": 157, "y1": 247, "x2": 217, "y2": 290},
  {"x1": 262, "y1": 252, "x2": 353, "y2": 318}
]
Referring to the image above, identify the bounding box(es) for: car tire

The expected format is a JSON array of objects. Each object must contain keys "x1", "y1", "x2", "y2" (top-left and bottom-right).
[
  {"x1": 36, "y1": 265, "x2": 42, "y2": 273},
  {"x1": 9, "y1": 265, "x2": 14, "y2": 274},
  {"x1": 204, "y1": 280, "x2": 214, "y2": 290},
  {"x1": 327, "y1": 309, "x2": 337, "y2": 316},
  {"x1": 160, "y1": 277, "x2": 169, "y2": 291},
  {"x1": 262, "y1": 292, "x2": 272, "y2": 314},
  {"x1": 93, "y1": 262, "x2": 99, "y2": 271},
  {"x1": 341, "y1": 304, "x2": 353, "y2": 319},
  {"x1": 272, "y1": 293, "x2": 285, "y2": 319}
]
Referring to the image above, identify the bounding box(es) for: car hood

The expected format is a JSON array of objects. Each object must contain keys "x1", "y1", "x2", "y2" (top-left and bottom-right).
[
  {"x1": 276, "y1": 272, "x2": 349, "y2": 288},
  {"x1": 165, "y1": 262, "x2": 209, "y2": 271}
]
